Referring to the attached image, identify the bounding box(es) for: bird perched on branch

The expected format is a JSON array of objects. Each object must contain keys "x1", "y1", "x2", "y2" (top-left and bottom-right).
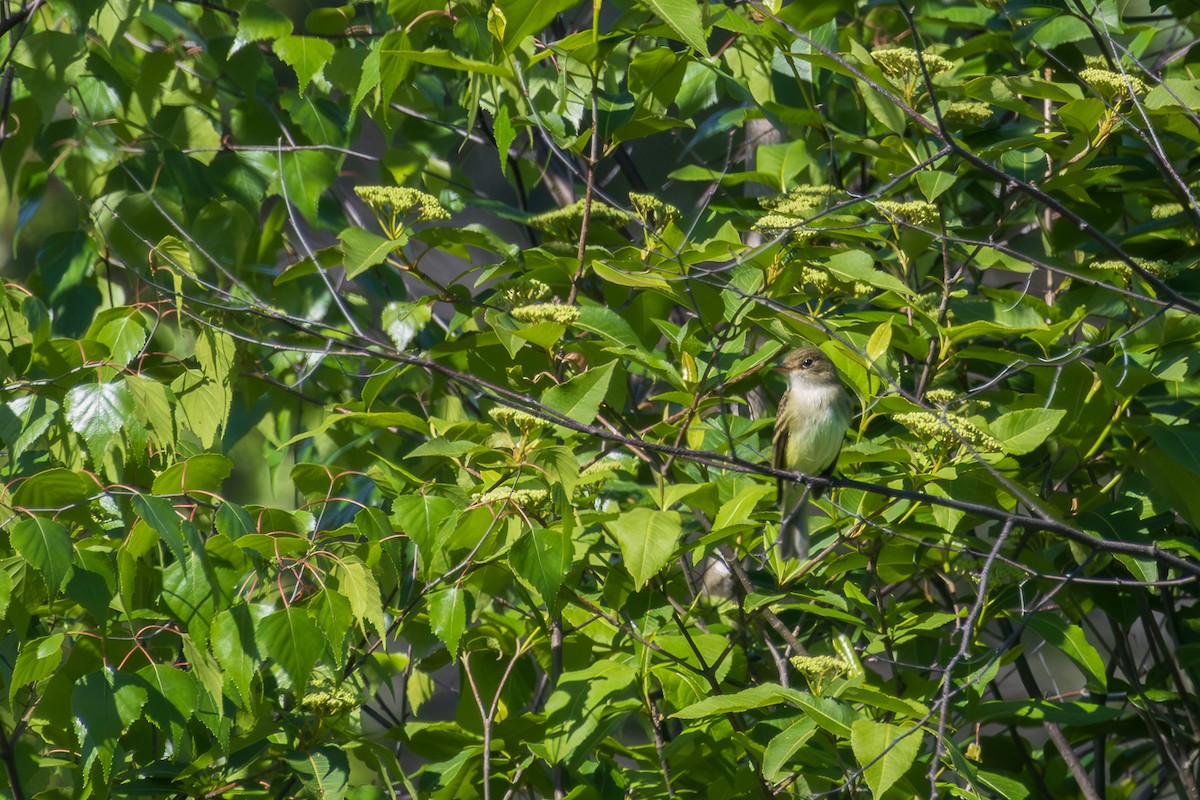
[{"x1": 773, "y1": 347, "x2": 851, "y2": 559}]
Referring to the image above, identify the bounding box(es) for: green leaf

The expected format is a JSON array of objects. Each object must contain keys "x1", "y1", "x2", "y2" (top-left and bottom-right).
[
  {"x1": 339, "y1": 228, "x2": 406, "y2": 279},
  {"x1": 233, "y1": 0, "x2": 293, "y2": 50},
  {"x1": 851, "y1": 720, "x2": 923, "y2": 800},
  {"x1": 65, "y1": 381, "x2": 134, "y2": 465},
  {"x1": 73, "y1": 668, "x2": 147, "y2": 783},
  {"x1": 379, "y1": 47, "x2": 511, "y2": 77},
  {"x1": 915, "y1": 169, "x2": 956, "y2": 202},
  {"x1": 87, "y1": 307, "x2": 149, "y2": 366},
  {"x1": 530, "y1": 445, "x2": 580, "y2": 496},
  {"x1": 211, "y1": 605, "x2": 264, "y2": 707},
  {"x1": 494, "y1": 104, "x2": 515, "y2": 176},
  {"x1": 991, "y1": 408, "x2": 1066, "y2": 455},
  {"x1": 286, "y1": 747, "x2": 350, "y2": 800},
  {"x1": 11, "y1": 517, "x2": 72, "y2": 593},
  {"x1": 11, "y1": 468, "x2": 95, "y2": 512},
  {"x1": 971, "y1": 699, "x2": 1121, "y2": 725},
  {"x1": 392, "y1": 494, "x2": 458, "y2": 570},
  {"x1": 272, "y1": 35, "x2": 335, "y2": 91},
  {"x1": 637, "y1": 0, "x2": 709, "y2": 56},
  {"x1": 543, "y1": 361, "x2": 617, "y2": 425},
  {"x1": 258, "y1": 607, "x2": 322, "y2": 694},
  {"x1": 137, "y1": 663, "x2": 197, "y2": 744},
  {"x1": 337, "y1": 560, "x2": 386, "y2": 638},
  {"x1": 0, "y1": 395, "x2": 58, "y2": 462},
  {"x1": 181, "y1": 633, "x2": 226, "y2": 725},
  {"x1": 278, "y1": 150, "x2": 339, "y2": 224},
  {"x1": 534, "y1": 660, "x2": 638, "y2": 765},
  {"x1": 305, "y1": 5, "x2": 355, "y2": 35},
  {"x1": 1025, "y1": 612, "x2": 1107, "y2": 690},
  {"x1": 762, "y1": 717, "x2": 817, "y2": 781},
  {"x1": 711, "y1": 484, "x2": 774, "y2": 532},
  {"x1": 216, "y1": 502, "x2": 256, "y2": 540},
  {"x1": 823, "y1": 250, "x2": 913, "y2": 296},
  {"x1": 10, "y1": 633, "x2": 66, "y2": 701},
  {"x1": 605, "y1": 508, "x2": 682, "y2": 588},
  {"x1": 152, "y1": 454, "x2": 233, "y2": 495},
  {"x1": 382, "y1": 300, "x2": 432, "y2": 351},
  {"x1": 510, "y1": 526, "x2": 571, "y2": 606},
  {"x1": 428, "y1": 586, "x2": 469, "y2": 658},
  {"x1": 126, "y1": 373, "x2": 174, "y2": 449},
  {"x1": 132, "y1": 494, "x2": 189, "y2": 567}
]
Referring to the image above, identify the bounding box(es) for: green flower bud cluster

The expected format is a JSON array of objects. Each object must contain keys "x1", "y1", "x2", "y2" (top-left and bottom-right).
[
  {"x1": 489, "y1": 407, "x2": 546, "y2": 431},
  {"x1": 760, "y1": 184, "x2": 841, "y2": 216},
  {"x1": 629, "y1": 192, "x2": 679, "y2": 228},
  {"x1": 910, "y1": 291, "x2": 942, "y2": 313},
  {"x1": 793, "y1": 264, "x2": 872, "y2": 296},
  {"x1": 753, "y1": 214, "x2": 818, "y2": 244},
  {"x1": 582, "y1": 457, "x2": 629, "y2": 477},
  {"x1": 301, "y1": 685, "x2": 359, "y2": 715},
  {"x1": 510, "y1": 303, "x2": 580, "y2": 324},
  {"x1": 472, "y1": 487, "x2": 549, "y2": 508},
  {"x1": 789, "y1": 655, "x2": 849, "y2": 680},
  {"x1": 1092, "y1": 258, "x2": 1182, "y2": 279},
  {"x1": 354, "y1": 185, "x2": 451, "y2": 222},
  {"x1": 877, "y1": 200, "x2": 939, "y2": 225},
  {"x1": 943, "y1": 101, "x2": 994, "y2": 126},
  {"x1": 528, "y1": 199, "x2": 631, "y2": 232},
  {"x1": 496, "y1": 278, "x2": 551, "y2": 307},
  {"x1": 872, "y1": 47, "x2": 954, "y2": 78},
  {"x1": 1151, "y1": 203, "x2": 1183, "y2": 219},
  {"x1": 1079, "y1": 67, "x2": 1147, "y2": 100},
  {"x1": 894, "y1": 411, "x2": 1001, "y2": 451}
]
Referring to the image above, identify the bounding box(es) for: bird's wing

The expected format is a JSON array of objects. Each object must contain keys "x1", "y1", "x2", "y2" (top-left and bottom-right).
[{"x1": 772, "y1": 390, "x2": 790, "y2": 471}]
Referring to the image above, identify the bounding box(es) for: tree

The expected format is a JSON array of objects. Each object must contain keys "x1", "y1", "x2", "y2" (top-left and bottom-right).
[{"x1": 0, "y1": 0, "x2": 1198, "y2": 796}]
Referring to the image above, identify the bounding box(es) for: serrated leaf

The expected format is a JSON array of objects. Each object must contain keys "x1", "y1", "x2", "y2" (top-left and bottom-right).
[
  {"x1": 711, "y1": 484, "x2": 774, "y2": 532},
  {"x1": 337, "y1": 560, "x2": 386, "y2": 638},
  {"x1": 126, "y1": 373, "x2": 173, "y2": 449},
  {"x1": 510, "y1": 526, "x2": 571, "y2": 606},
  {"x1": 991, "y1": 408, "x2": 1066, "y2": 455},
  {"x1": 89, "y1": 308, "x2": 149, "y2": 366},
  {"x1": 272, "y1": 35, "x2": 335, "y2": 91},
  {"x1": 637, "y1": 0, "x2": 709, "y2": 55},
  {"x1": 233, "y1": 0, "x2": 293, "y2": 51},
  {"x1": 72, "y1": 668, "x2": 147, "y2": 783},
  {"x1": 851, "y1": 719, "x2": 923, "y2": 800},
  {"x1": 152, "y1": 454, "x2": 233, "y2": 495},
  {"x1": 762, "y1": 717, "x2": 817, "y2": 781},
  {"x1": 10, "y1": 633, "x2": 66, "y2": 701},
  {"x1": 382, "y1": 300, "x2": 432, "y2": 351},
  {"x1": 543, "y1": 360, "x2": 616, "y2": 425},
  {"x1": 494, "y1": 104, "x2": 515, "y2": 176},
  {"x1": 339, "y1": 228, "x2": 406, "y2": 279},
  {"x1": 11, "y1": 517, "x2": 72, "y2": 593},
  {"x1": 427, "y1": 586, "x2": 469, "y2": 658},
  {"x1": 287, "y1": 747, "x2": 350, "y2": 800},
  {"x1": 132, "y1": 494, "x2": 189, "y2": 567},
  {"x1": 258, "y1": 607, "x2": 322, "y2": 694},
  {"x1": 65, "y1": 381, "x2": 133, "y2": 465},
  {"x1": 823, "y1": 250, "x2": 913, "y2": 296},
  {"x1": 211, "y1": 605, "x2": 263, "y2": 708},
  {"x1": 1025, "y1": 612, "x2": 1107, "y2": 690},
  {"x1": 605, "y1": 507, "x2": 681, "y2": 588}
]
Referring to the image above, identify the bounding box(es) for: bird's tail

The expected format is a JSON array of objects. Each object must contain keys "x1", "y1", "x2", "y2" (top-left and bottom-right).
[{"x1": 778, "y1": 482, "x2": 813, "y2": 560}]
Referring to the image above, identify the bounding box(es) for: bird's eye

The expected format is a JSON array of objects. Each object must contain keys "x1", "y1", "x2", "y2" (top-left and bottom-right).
[{"x1": 802, "y1": 358, "x2": 814, "y2": 368}]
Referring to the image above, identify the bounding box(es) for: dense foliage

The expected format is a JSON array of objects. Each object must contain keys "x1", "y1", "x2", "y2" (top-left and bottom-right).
[{"x1": 1, "y1": 0, "x2": 1199, "y2": 796}]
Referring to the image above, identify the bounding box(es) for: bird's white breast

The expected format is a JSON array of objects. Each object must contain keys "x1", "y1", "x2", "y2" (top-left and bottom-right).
[{"x1": 784, "y1": 375, "x2": 850, "y2": 474}]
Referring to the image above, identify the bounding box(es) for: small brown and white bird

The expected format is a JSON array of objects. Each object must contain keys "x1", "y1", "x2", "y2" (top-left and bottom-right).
[{"x1": 772, "y1": 347, "x2": 852, "y2": 559}]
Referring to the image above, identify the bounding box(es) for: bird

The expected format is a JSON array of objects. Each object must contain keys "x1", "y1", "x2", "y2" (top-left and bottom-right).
[{"x1": 772, "y1": 347, "x2": 852, "y2": 559}]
